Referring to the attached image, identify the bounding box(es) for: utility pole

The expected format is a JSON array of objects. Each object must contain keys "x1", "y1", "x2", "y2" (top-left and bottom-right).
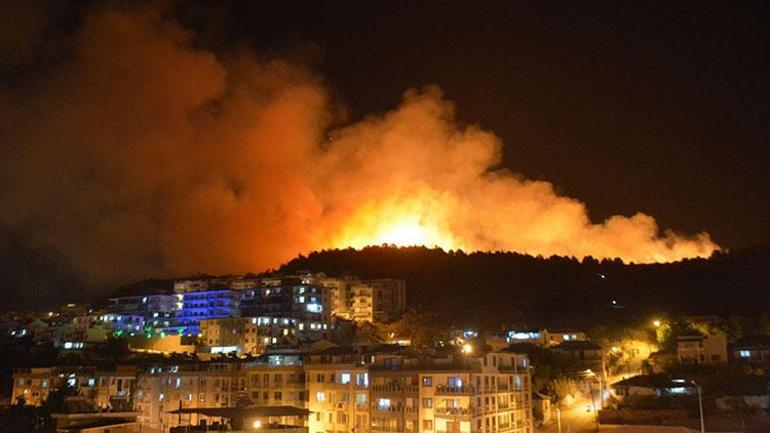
[{"x1": 556, "y1": 407, "x2": 562, "y2": 433}]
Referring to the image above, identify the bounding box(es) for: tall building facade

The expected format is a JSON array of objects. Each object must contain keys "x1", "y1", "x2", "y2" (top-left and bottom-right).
[{"x1": 306, "y1": 347, "x2": 533, "y2": 433}]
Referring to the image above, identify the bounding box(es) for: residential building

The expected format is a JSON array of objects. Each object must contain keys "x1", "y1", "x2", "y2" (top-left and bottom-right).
[
  {"x1": 12, "y1": 367, "x2": 56, "y2": 406},
  {"x1": 108, "y1": 294, "x2": 180, "y2": 334},
  {"x1": 731, "y1": 335, "x2": 770, "y2": 370},
  {"x1": 306, "y1": 345, "x2": 534, "y2": 433},
  {"x1": 244, "y1": 358, "x2": 308, "y2": 423},
  {"x1": 365, "y1": 279, "x2": 407, "y2": 323},
  {"x1": 171, "y1": 289, "x2": 241, "y2": 336},
  {"x1": 676, "y1": 331, "x2": 727, "y2": 364},
  {"x1": 51, "y1": 396, "x2": 140, "y2": 433},
  {"x1": 546, "y1": 331, "x2": 587, "y2": 346},
  {"x1": 505, "y1": 329, "x2": 587, "y2": 348},
  {"x1": 134, "y1": 361, "x2": 247, "y2": 432},
  {"x1": 199, "y1": 316, "x2": 299, "y2": 355},
  {"x1": 610, "y1": 375, "x2": 695, "y2": 400},
  {"x1": 552, "y1": 340, "x2": 605, "y2": 373},
  {"x1": 329, "y1": 278, "x2": 407, "y2": 324}
]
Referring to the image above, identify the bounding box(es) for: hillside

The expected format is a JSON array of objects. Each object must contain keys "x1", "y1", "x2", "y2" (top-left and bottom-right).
[{"x1": 280, "y1": 245, "x2": 770, "y2": 329}]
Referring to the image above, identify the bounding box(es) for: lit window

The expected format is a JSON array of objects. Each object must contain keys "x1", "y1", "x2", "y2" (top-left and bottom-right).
[
  {"x1": 378, "y1": 398, "x2": 391, "y2": 410},
  {"x1": 355, "y1": 373, "x2": 369, "y2": 388},
  {"x1": 340, "y1": 373, "x2": 351, "y2": 384},
  {"x1": 316, "y1": 392, "x2": 325, "y2": 402},
  {"x1": 422, "y1": 376, "x2": 432, "y2": 387},
  {"x1": 739, "y1": 350, "x2": 751, "y2": 358}
]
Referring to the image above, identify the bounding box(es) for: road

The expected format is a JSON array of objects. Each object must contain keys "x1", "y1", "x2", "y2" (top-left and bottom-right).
[
  {"x1": 541, "y1": 395, "x2": 601, "y2": 433},
  {"x1": 540, "y1": 367, "x2": 643, "y2": 433}
]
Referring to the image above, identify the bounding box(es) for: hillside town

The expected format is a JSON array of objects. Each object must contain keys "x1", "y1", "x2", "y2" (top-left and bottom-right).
[{"x1": 1, "y1": 273, "x2": 769, "y2": 433}]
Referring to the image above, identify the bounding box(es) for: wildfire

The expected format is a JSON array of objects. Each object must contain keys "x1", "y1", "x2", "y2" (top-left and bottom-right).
[{"x1": 330, "y1": 195, "x2": 459, "y2": 250}]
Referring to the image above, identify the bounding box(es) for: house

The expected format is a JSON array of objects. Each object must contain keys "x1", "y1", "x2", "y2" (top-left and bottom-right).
[
  {"x1": 732, "y1": 335, "x2": 770, "y2": 370},
  {"x1": 505, "y1": 329, "x2": 588, "y2": 347},
  {"x1": 553, "y1": 340, "x2": 604, "y2": 372},
  {"x1": 647, "y1": 350, "x2": 678, "y2": 374},
  {"x1": 676, "y1": 331, "x2": 727, "y2": 364},
  {"x1": 610, "y1": 375, "x2": 695, "y2": 400}
]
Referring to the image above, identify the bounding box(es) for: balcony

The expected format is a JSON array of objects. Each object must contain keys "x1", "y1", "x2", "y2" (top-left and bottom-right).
[
  {"x1": 434, "y1": 407, "x2": 472, "y2": 417},
  {"x1": 435, "y1": 385, "x2": 475, "y2": 395},
  {"x1": 370, "y1": 384, "x2": 417, "y2": 393},
  {"x1": 370, "y1": 427, "x2": 403, "y2": 433},
  {"x1": 373, "y1": 405, "x2": 407, "y2": 414},
  {"x1": 170, "y1": 426, "x2": 307, "y2": 433}
]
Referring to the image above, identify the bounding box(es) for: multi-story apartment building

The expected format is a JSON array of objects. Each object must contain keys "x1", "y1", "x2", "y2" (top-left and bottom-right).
[
  {"x1": 321, "y1": 277, "x2": 407, "y2": 324},
  {"x1": 306, "y1": 347, "x2": 373, "y2": 433},
  {"x1": 306, "y1": 346, "x2": 533, "y2": 433},
  {"x1": 12, "y1": 367, "x2": 55, "y2": 406},
  {"x1": 365, "y1": 279, "x2": 407, "y2": 323},
  {"x1": 244, "y1": 356, "x2": 308, "y2": 425},
  {"x1": 171, "y1": 289, "x2": 241, "y2": 336},
  {"x1": 12, "y1": 365, "x2": 137, "y2": 410},
  {"x1": 84, "y1": 366, "x2": 138, "y2": 410},
  {"x1": 199, "y1": 316, "x2": 299, "y2": 355},
  {"x1": 134, "y1": 361, "x2": 248, "y2": 431},
  {"x1": 108, "y1": 294, "x2": 180, "y2": 334}
]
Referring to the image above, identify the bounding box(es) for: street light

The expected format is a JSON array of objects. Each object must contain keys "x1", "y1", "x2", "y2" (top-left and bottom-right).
[
  {"x1": 653, "y1": 320, "x2": 661, "y2": 328},
  {"x1": 582, "y1": 369, "x2": 601, "y2": 432},
  {"x1": 690, "y1": 380, "x2": 705, "y2": 433},
  {"x1": 253, "y1": 419, "x2": 262, "y2": 429}
]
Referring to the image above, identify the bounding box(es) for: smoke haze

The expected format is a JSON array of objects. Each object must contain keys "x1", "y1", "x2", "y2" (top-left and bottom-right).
[{"x1": 0, "y1": 5, "x2": 718, "y2": 295}]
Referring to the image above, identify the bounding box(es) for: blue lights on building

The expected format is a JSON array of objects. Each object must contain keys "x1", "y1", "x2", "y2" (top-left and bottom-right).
[{"x1": 170, "y1": 289, "x2": 241, "y2": 335}]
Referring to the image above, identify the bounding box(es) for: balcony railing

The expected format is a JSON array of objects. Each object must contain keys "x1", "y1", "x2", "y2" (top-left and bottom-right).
[
  {"x1": 434, "y1": 407, "x2": 472, "y2": 417},
  {"x1": 371, "y1": 385, "x2": 403, "y2": 393},
  {"x1": 370, "y1": 427, "x2": 403, "y2": 433},
  {"x1": 435, "y1": 385, "x2": 475, "y2": 395},
  {"x1": 370, "y1": 384, "x2": 419, "y2": 394}
]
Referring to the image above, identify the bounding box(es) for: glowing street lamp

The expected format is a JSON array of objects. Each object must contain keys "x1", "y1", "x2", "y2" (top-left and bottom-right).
[
  {"x1": 253, "y1": 419, "x2": 262, "y2": 429},
  {"x1": 462, "y1": 343, "x2": 473, "y2": 354},
  {"x1": 653, "y1": 320, "x2": 661, "y2": 328}
]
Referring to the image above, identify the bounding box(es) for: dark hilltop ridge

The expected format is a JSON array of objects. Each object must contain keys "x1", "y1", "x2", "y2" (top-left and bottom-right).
[
  {"x1": 279, "y1": 244, "x2": 770, "y2": 329},
  {"x1": 108, "y1": 244, "x2": 770, "y2": 330}
]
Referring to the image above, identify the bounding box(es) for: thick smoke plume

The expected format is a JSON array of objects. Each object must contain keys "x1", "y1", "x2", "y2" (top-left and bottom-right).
[{"x1": 0, "y1": 5, "x2": 718, "y2": 289}]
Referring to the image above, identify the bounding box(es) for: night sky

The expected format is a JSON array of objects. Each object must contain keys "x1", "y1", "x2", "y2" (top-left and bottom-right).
[{"x1": 1, "y1": 1, "x2": 769, "y2": 309}]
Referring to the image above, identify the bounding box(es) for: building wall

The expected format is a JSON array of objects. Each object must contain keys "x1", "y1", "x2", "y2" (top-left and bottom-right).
[
  {"x1": 306, "y1": 352, "x2": 533, "y2": 433},
  {"x1": 134, "y1": 363, "x2": 245, "y2": 431},
  {"x1": 12, "y1": 368, "x2": 55, "y2": 406},
  {"x1": 677, "y1": 332, "x2": 727, "y2": 364}
]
